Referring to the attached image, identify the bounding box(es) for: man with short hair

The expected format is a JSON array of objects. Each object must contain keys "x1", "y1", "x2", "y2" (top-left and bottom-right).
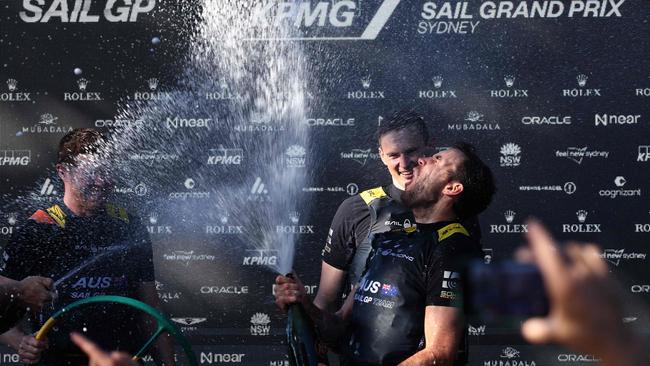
[
  {"x1": 276, "y1": 142, "x2": 496, "y2": 365},
  {"x1": 0, "y1": 128, "x2": 174, "y2": 365}
]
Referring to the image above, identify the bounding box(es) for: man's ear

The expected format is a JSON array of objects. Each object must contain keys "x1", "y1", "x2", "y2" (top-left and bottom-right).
[
  {"x1": 444, "y1": 181, "x2": 464, "y2": 197},
  {"x1": 56, "y1": 164, "x2": 66, "y2": 180},
  {"x1": 378, "y1": 146, "x2": 389, "y2": 166}
]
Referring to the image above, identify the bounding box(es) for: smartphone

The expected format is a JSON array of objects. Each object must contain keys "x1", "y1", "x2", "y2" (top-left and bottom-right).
[{"x1": 463, "y1": 260, "x2": 549, "y2": 326}]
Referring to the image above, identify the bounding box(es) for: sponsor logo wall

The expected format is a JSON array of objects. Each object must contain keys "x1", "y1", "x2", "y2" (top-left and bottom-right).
[{"x1": 1, "y1": 1, "x2": 648, "y2": 365}]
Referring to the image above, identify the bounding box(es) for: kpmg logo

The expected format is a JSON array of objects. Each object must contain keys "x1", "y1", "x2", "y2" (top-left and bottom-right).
[
  {"x1": 147, "y1": 213, "x2": 172, "y2": 235},
  {"x1": 305, "y1": 117, "x2": 355, "y2": 127},
  {"x1": 490, "y1": 75, "x2": 528, "y2": 98},
  {"x1": 0, "y1": 150, "x2": 31, "y2": 166},
  {"x1": 638, "y1": 145, "x2": 650, "y2": 162},
  {"x1": 490, "y1": 210, "x2": 528, "y2": 234},
  {"x1": 521, "y1": 116, "x2": 571, "y2": 126},
  {"x1": 243, "y1": 249, "x2": 278, "y2": 266},
  {"x1": 555, "y1": 147, "x2": 609, "y2": 164},
  {"x1": 248, "y1": 177, "x2": 271, "y2": 202},
  {"x1": 499, "y1": 143, "x2": 521, "y2": 167},
  {"x1": 594, "y1": 114, "x2": 640, "y2": 127},
  {"x1": 340, "y1": 148, "x2": 379, "y2": 166},
  {"x1": 448, "y1": 111, "x2": 500, "y2": 131},
  {"x1": 207, "y1": 147, "x2": 243, "y2": 166},
  {"x1": 347, "y1": 75, "x2": 385, "y2": 99},
  {"x1": 250, "y1": 313, "x2": 271, "y2": 336},
  {"x1": 286, "y1": 145, "x2": 306, "y2": 168},
  {"x1": 277, "y1": 211, "x2": 315, "y2": 234},
  {"x1": 563, "y1": 74, "x2": 601, "y2": 97},
  {"x1": 64, "y1": 78, "x2": 102, "y2": 101},
  {"x1": 598, "y1": 176, "x2": 641, "y2": 199},
  {"x1": 248, "y1": 0, "x2": 400, "y2": 41},
  {"x1": 418, "y1": 75, "x2": 458, "y2": 99},
  {"x1": 163, "y1": 250, "x2": 216, "y2": 266},
  {"x1": 19, "y1": 0, "x2": 156, "y2": 23},
  {"x1": 1, "y1": 78, "x2": 31, "y2": 102},
  {"x1": 20, "y1": 114, "x2": 73, "y2": 135},
  {"x1": 133, "y1": 78, "x2": 171, "y2": 101},
  {"x1": 563, "y1": 210, "x2": 602, "y2": 233},
  {"x1": 602, "y1": 249, "x2": 646, "y2": 267}
]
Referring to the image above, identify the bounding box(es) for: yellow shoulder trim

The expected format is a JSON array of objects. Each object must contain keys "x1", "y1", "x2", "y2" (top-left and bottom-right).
[
  {"x1": 437, "y1": 223, "x2": 469, "y2": 242},
  {"x1": 46, "y1": 204, "x2": 66, "y2": 228},
  {"x1": 359, "y1": 187, "x2": 387, "y2": 205},
  {"x1": 106, "y1": 203, "x2": 129, "y2": 223}
]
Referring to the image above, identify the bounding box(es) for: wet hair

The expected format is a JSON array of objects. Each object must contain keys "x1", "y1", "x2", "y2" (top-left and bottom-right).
[
  {"x1": 57, "y1": 128, "x2": 105, "y2": 166},
  {"x1": 450, "y1": 142, "x2": 496, "y2": 220},
  {"x1": 376, "y1": 110, "x2": 429, "y2": 145}
]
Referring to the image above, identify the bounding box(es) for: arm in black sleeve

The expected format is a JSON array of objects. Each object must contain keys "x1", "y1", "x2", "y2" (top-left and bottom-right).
[{"x1": 321, "y1": 195, "x2": 370, "y2": 270}]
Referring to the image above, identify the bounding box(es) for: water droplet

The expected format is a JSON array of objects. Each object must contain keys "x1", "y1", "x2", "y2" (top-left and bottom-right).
[
  {"x1": 73, "y1": 68, "x2": 82, "y2": 75},
  {"x1": 151, "y1": 37, "x2": 161, "y2": 45}
]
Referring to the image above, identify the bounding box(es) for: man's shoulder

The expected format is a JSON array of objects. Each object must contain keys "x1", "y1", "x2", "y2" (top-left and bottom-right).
[
  {"x1": 434, "y1": 222, "x2": 481, "y2": 256},
  {"x1": 27, "y1": 204, "x2": 67, "y2": 228}
]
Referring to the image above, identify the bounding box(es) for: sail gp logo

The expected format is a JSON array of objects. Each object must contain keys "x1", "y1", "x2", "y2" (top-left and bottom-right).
[{"x1": 248, "y1": 1, "x2": 400, "y2": 40}]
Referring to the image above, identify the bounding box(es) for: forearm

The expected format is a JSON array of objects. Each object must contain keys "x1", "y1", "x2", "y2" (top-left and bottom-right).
[
  {"x1": 301, "y1": 300, "x2": 347, "y2": 347},
  {"x1": 397, "y1": 348, "x2": 454, "y2": 366},
  {"x1": 0, "y1": 326, "x2": 26, "y2": 350},
  {"x1": 599, "y1": 330, "x2": 647, "y2": 366}
]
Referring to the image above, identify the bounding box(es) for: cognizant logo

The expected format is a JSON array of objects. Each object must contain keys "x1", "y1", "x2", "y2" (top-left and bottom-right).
[{"x1": 248, "y1": 0, "x2": 401, "y2": 40}]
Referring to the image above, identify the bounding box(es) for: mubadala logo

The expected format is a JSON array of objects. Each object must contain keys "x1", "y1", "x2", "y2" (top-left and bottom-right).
[
  {"x1": 133, "y1": 78, "x2": 171, "y2": 101},
  {"x1": 347, "y1": 75, "x2": 385, "y2": 99},
  {"x1": 602, "y1": 249, "x2": 646, "y2": 267},
  {"x1": 250, "y1": 312, "x2": 271, "y2": 336},
  {"x1": 638, "y1": 145, "x2": 650, "y2": 162},
  {"x1": 243, "y1": 249, "x2": 278, "y2": 266},
  {"x1": 340, "y1": 148, "x2": 379, "y2": 166},
  {"x1": 207, "y1": 146, "x2": 243, "y2": 166},
  {"x1": 595, "y1": 114, "x2": 640, "y2": 127},
  {"x1": 1, "y1": 78, "x2": 31, "y2": 102},
  {"x1": 490, "y1": 210, "x2": 528, "y2": 234},
  {"x1": 286, "y1": 145, "x2": 306, "y2": 168},
  {"x1": 490, "y1": 75, "x2": 528, "y2": 98},
  {"x1": 147, "y1": 213, "x2": 172, "y2": 235},
  {"x1": 563, "y1": 74, "x2": 601, "y2": 97},
  {"x1": 64, "y1": 78, "x2": 103, "y2": 101},
  {"x1": 168, "y1": 178, "x2": 210, "y2": 200},
  {"x1": 521, "y1": 116, "x2": 571, "y2": 125},
  {"x1": 305, "y1": 117, "x2": 355, "y2": 127},
  {"x1": 248, "y1": 0, "x2": 400, "y2": 41},
  {"x1": 163, "y1": 250, "x2": 216, "y2": 266},
  {"x1": 448, "y1": 111, "x2": 501, "y2": 131},
  {"x1": 155, "y1": 281, "x2": 182, "y2": 303},
  {"x1": 500, "y1": 143, "x2": 521, "y2": 167},
  {"x1": 0, "y1": 150, "x2": 31, "y2": 166},
  {"x1": 598, "y1": 176, "x2": 641, "y2": 198},
  {"x1": 20, "y1": 114, "x2": 73, "y2": 135},
  {"x1": 468, "y1": 324, "x2": 486, "y2": 336},
  {"x1": 276, "y1": 211, "x2": 315, "y2": 234},
  {"x1": 482, "y1": 346, "x2": 537, "y2": 366},
  {"x1": 519, "y1": 182, "x2": 576, "y2": 195},
  {"x1": 557, "y1": 353, "x2": 600, "y2": 362},
  {"x1": 418, "y1": 76, "x2": 458, "y2": 99},
  {"x1": 19, "y1": 0, "x2": 156, "y2": 23},
  {"x1": 235, "y1": 110, "x2": 286, "y2": 132},
  {"x1": 166, "y1": 116, "x2": 211, "y2": 130},
  {"x1": 1, "y1": 213, "x2": 17, "y2": 236},
  {"x1": 563, "y1": 210, "x2": 602, "y2": 233},
  {"x1": 555, "y1": 147, "x2": 609, "y2": 164}
]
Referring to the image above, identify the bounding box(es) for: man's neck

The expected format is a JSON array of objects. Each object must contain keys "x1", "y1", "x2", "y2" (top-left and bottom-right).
[
  {"x1": 412, "y1": 202, "x2": 456, "y2": 224},
  {"x1": 63, "y1": 191, "x2": 98, "y2": 217},
  {"x1": 392, "y1": 178, "x2": 405, "y2": 191}
]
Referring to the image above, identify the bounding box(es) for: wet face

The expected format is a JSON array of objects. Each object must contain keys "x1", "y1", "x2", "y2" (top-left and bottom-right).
[
  {"x1": 378, "y1": 128, "x2": 426, "y2": 190},
  {"x1": 402, "y1": 148, "x2": 465, "y2": 208},
  {"x1": 60, "y1": 155, "x2": 112, "y2": 209}
]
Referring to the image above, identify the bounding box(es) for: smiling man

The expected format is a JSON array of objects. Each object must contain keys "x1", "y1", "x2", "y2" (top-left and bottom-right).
[{"x1": 277, "y1": 142, "x2": 496, "y2": 365}]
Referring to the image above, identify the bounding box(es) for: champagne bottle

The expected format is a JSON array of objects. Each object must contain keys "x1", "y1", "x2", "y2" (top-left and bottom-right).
[{"x1": 286, "y1": 274, "x2": 318, "y2": 366}]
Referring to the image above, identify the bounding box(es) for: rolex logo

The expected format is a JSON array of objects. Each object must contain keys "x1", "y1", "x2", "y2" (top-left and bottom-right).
[
  {"x1": 289, "y1": 211, "x2": 300, "y2": 224},
  {"x1": 7, "y1": 214, "x2": 17, "y2": 226},
  {"x1": 6, "y1": 79, "x2": 17, "y2": 91},
  {"x1": 149, "y1": 214, "x2": 158, "y2": 225},
  {"x1": 576, "y1": 210, "x2": 588, "y2": 223},
  {"x1": 77, "y1": 78, "x2": 89, "y2": 91},
  {"x1": 465, "y1": 111, "x2": 484, "y2": 122},
  {"x1": 361, "y1": 75, "x2": 372, "y2": 89},
  {"x1": 432, "y1": 76, "x2": 443, "y2": 89},
  {"x1": 219, "y1": 77, "x2": 228, "y2": 90},
  {"x1": 147, "y1": 78, "x2": 159, "y2": 91},
  {"x1": 504, "y1": 210, "x2": 516, "y2": 224},
  {"x1": 576, "y1": 74, "x2": 588, "y2": 88},
  {"x1": 220, "y1": 213, "x2": 229, "y2": 224},
  {"x1": 39, "y1": 113, "x2": 58, "y2": 125},
  {"x1": 504, "y1": 75, "x2": 515, "y2": 88}
]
